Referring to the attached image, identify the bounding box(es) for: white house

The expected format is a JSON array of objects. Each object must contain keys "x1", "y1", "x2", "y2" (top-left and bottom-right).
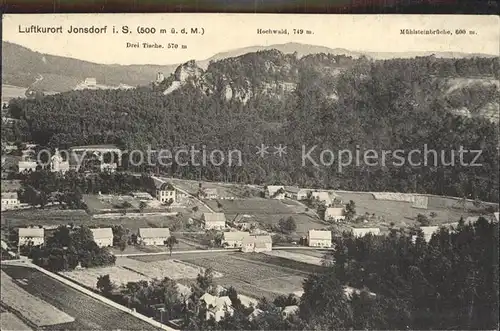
[
  {"x1": 241, "y1": 235, "x2": 272, "y2": 253},
  {"x1": 284, "y1": 186, "x2": 300, "y2": 199},
  {"x1": 156, "y1": 183, "x2": 176, "y2": 204},
  {"x1": 199, "y1": 293, "x2": 234, "y2": 322},
  {"x1": 222, "y1": 231, "x2": 250, "y2": 248},
  {"x1": 201, "y1": 188, "x2": 219, "y2": 200},
  {"x1": 351, "y1": 227, "x2": 381, "y2": 238},
  {"x1": 297, "y1": 189, "x2": 311, "y2": 201},
  {"x1": 1, "y1": 192, "x2": 20, "y2": 211},
  {"x1": 267, "y1": 185, "x2": 285, "y2": 200},
  {"x1": 18, "y1": 228, "x2": 44, "y2": 246},
  {"x1": 90, "y1": 228, "x2": 114, "y2": 247},
  {"x1": 324, "y1": 207, "x2": 346, "y2": 222},
  {"x1": 494, "y1": 212, "x2": 499, "y2": 222},
  {"x1": 281, "y1": 305, "x2": 299, "y2": 318},
  {"x1": 50, "y1": 148, "x2": 70, "y2": 173},
  {"x1": 307, "y1": 230, "x2": 332, "y2": 247},
  {"x1": 311, "y1": 191, "x2": 333, "y2": 206},
  {"x1": 18, "y1": 160, "x2": 37, "y2": 173},
  {"x1": 138, "y1": 227, "x2": 171, "y2": 246},
  {"x1": 203, "y1": 213, "x2": 226, "y2": 230}
]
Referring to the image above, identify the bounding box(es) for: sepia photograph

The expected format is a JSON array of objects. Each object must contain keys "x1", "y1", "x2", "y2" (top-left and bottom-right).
[{"x1": 1, "y1": 13, "x2": 499, "y2": 331}]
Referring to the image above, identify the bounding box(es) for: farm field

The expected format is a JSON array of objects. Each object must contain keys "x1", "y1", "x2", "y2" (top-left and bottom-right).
[
  {"x1": 168, "y1": 178, "x2": 261, "y2": 198},
  {"x1": 1, "y1": 209, "x2": 91, "y2": 228},
  {"x1": 283, "y1": 249, "x2": 329, "y2": 259},
  {"x1": 1, "y1": 265, "x2": 160, "y2": 330},
  {"x1": 206, "y1": 198, "x2": 295, "y2": 214},
  {"x1": 115, "y1": 257, "x2": 222, "y2": 279},
  {"x1": 335, "y1": 192, "x2": 479, "y2": 227},
  {"x1": 0, "y1": 311, "x2": 33, "y2": 331},
  {"x1": 1, "y1": 270, "x2": 75, "y2": 327},
  {"x1": 263, "y1": 250, "x2": 324, "y2": 266},
  {"x1": 61, "y1": 257, "x2": 221, "y2": 289},
  {"x1": 175, "y1": 252, "x2": 309, "y2": 299},
  {"x1": 1, "y1": 85, "x2": 27, "y2": 101}
]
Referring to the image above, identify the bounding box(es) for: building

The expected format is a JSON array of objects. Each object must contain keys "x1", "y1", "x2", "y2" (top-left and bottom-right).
[
  {"x1": 18, "y1": 160, "x2": 37, "y2": 173},
  {"x1": 1, "y1": 192, "x2": 19, "y2": 211},
  {"x1": 201, "y1": 188, "x2": 219, "y2": 200},
  {"x1": 222, "y1": 231, "x2": 250, "y2": 248},
  {"x1": 297, "y1": 189, "x2": 312, "y2": 201},
  {"x1": 50, "y1": 148, "x2": 70, "y2": 173},
  {"x1": 18, "y1": 228, "x2": 44, "y2": 246},
  {"x1": 131, "y1": 192, "x2": 154, "y2": 200},
  {"x1": 84, "y1": 77, "x2": 97, "y2": 86},
  {"x1": 284, "y1": 186, "x2": 300, "y2": 199},
  {"x1": 241, "y1": 235, "x2": 272, "y2": 253},
  {"x1": 199, "y1": 293, "x2": 234, "y2": 322},
  {"x1": 233, "y1": 214, "x2": 258, "y2": 230},
  {"x1": 202, "y1": 213, "x2": 226, "y2": 230},
  {"x1": 324, "y1": 207, "x2": 346, "y2": 222},
  {"x1": 311, "y1": 191, "x2": 333, "y2": 206},
  {"x1": 281, "y1": 305, "x2": 299, "y2": 318},
  {"x1": 90, "y1": 228, "x2": 114, "y2": 247},
  {"x1": 351, "y1": 227, "x2": 381, "y2": 238},
  {"x1": 138, "y1": 227, "x2": 171, "y2": 246},
  {"x1": 307, "y1": 230, "x2": 332, "y2": 247},
  {"x1": 415, "y1": 226, "x2": 440, "y2": 243},
  {"x1": 156, "y1": 183, "x2": 177, "y2": 204},
  {"x1": 100, "y1": 163, "x2": 117, "y2": 173},
  {"x1": 494, "y1": 212, "x2": 499, "y2": 222},
  {"x1": 267, "y1": 185, "x2": 285, "y2": 200}
]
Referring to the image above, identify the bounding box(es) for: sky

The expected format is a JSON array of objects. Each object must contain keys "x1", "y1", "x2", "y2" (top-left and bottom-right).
[{"x1": 2, "y1": 14, "x2": 499, "y2": 65}]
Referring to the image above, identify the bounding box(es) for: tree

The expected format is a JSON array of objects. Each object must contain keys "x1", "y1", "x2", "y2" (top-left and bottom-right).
[
  {"x1": 278, "y1": 216, "x2": 297, "y2": 234},
  {"x1": 96, "y1": 274, "x2": 113, "y2": 295},
  {"x1": 345, "y1": 200, "x2": 356, "y2": 221},
  {"x1": 164, "y1": 235, "x2": 178, "y2": 256},
  {"x1": 416, "y1": 213, "x2": 430, "y2": 226},
  {"x1": 139, "y1": 201, "x2": 147, "y2": 213}
]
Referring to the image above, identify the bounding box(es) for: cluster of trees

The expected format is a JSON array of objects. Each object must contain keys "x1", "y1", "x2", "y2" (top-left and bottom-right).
[
  {"x1": 27, "y1": 225, "x2": 116, "y2": 272},
  {"x1": 16, "y1": 170, "x2": 155, "y2": 209},
  {"x1": 91, "y1": 217, "x2": 498, "y2": 330},
  {"x1": 190, "y1": 217, "x2": 499, "y2": 330},
  {"x1": 4, "y1": 53, "x2": 498, "y2": 202}
]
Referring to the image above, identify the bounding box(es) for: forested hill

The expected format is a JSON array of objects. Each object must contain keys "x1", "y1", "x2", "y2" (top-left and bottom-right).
[
  {"x1": 4, "y1": 51, "x2": 499, "y2": 202},
  {"x1": 1, "y1": 41, "x2": 177, "y2": 90}
]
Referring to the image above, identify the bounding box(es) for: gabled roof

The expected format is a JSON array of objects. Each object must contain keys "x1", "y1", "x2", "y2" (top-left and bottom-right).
[
  {"x1": 223, "y1": 231, "x2": 250, "y2": 241},
  {"x1": 284, "y1": 186, "x2": 300, "y2": 194},
  {"x1": 18, "y1": 228, "x2": 44, "y2": 238},
  {"x1": 326, "y1": 207, "x2": 344, "y2": 216},
  {"x1": 233, "y1": 214, "x2": 255, "y2": 223},
  {"x1": 200, "y1": 293, "x2": 232, "y2": 310},
  {"x1": 308, "y1": 229, "x2": 332, "y2": 240},
  {"x1": 419, "y1": 226, "x2": 439, "y2": 242},
  {"x1": 203, "y1": 213, "x2": 226, "y2": 223},
  {"x1": 494, "y1": 212, "x2": 499, "y2": 222},
  {"x1": 138, "y1": 227, "x2": 171, "y2": 238},
  {"x1": 1, "y1": 192, "x2": 18, "y2": 200},
  {"x1": 90, "y1": 228, "x2": 113, "y2": 239},
  {"x1": 18, "y1": 161, "x2": 37, "y2": 167},
  {"x1": 158, "y1": 182, "x2": 175, "y2": 191}
]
